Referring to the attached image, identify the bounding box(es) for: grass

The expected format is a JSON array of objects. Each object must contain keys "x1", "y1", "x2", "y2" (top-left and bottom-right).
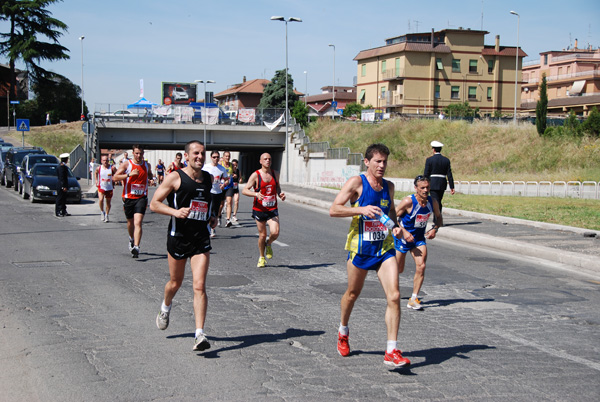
[{"x1": 3, "y1": 122, "x2": 85, "y2": 157}]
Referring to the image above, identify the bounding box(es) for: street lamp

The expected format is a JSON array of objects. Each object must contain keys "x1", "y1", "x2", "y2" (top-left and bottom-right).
[
  {"x1": 194, "y1": 79, "x2": 215, "y2": 156},
  {"x1": 329, "y1": 44, "x2": 335, "y2": 119},
  {"x1": 303, "y1": 71, "x2": 308, "y2": 106},
  {"x1": 271, "y1": 16, "x2": 302, "y2": 182},
  {"x1": 510, "y1": 11, "x2": 520, "y2": 123},
  {"x1": 79, "y1": 36, "x2": 84, "y2": 119}
]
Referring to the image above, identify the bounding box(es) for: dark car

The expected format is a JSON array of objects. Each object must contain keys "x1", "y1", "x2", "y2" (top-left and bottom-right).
[
  {"x1": 2, "y1": 146, "x2": 46, "y2": 189},
  {"x1": 17, "y1": 154, "x2": 60, "y2": 195},
  {"x1": 22, "y1": 163, "x2": 82, "y2": 203}
]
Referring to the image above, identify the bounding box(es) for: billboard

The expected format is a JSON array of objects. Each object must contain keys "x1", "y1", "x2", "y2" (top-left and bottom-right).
[{"x1": 161, "y1": 82, "x2": 197, "y2": 105}]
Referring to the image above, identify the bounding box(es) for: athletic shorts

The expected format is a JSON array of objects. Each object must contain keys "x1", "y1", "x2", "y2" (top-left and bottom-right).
[
  {"x1": 98, "y1": 189, "x2": 113, "y2": 198},
  {"x1": 347, "y1": 249, "x2": 396, "y2": 271},
  {"x1": 211, "y1": 192, "x2": 224, "y2": 215},
  {"x1": 394, "y1": 235, "x2": 426, "y2": 254},
  {"x1": 167, "y1": 235, "x2": 212, "y2": 260},
  {"x1": 252, "y1": 209, "x2": 279, "y2": 222},
  {"x1": 224, "y1": 186, "x2": 234, "y2": 198},
  {"x1": 122, "y1": 197, "x2": 148, "y2": 219}
]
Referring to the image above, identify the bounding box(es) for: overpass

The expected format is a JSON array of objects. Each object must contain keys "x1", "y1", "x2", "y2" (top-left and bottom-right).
[{"x1": 91, "y1": 119, "x2": 290, "y2": 180}]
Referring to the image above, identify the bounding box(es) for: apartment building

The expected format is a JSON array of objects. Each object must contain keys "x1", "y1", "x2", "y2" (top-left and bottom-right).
[
  {"x1": 354, "y1": 28, "x2": 525, "y2": 115},
  {"x1": 521, "y1": 42, "x2": 600, "y2": 116},
  {"x1": 214, "y1": 77, "x2": 271, "y2": 112},
  {"x1": 303, "y1": 85, "x2": 356, "y2": 118}
]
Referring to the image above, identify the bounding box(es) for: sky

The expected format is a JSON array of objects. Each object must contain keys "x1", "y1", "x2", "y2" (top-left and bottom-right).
[{"x1": 1, "y1": 0, "x2": 599, "y2": 111}]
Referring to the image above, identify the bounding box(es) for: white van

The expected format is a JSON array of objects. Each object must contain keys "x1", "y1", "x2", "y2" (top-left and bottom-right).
[
  {"x1": 172, "y1": 87, "x2": 189, "y2": 101},
  {"x1": 225, "y1": 110, "x2": 237, "y2": 120}
]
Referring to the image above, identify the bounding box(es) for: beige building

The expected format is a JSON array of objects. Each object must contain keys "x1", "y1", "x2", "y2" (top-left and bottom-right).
[
  {"x1": 354, "y1": 28, "x2": 526, "y2": 115},
  {"x1": 521, "y1": 43, "x2": 600, "y2": 116}
]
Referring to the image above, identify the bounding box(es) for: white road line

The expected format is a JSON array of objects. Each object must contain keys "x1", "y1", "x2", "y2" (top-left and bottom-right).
[{"x1": 253, "y1": 233, "x2": 289, "y2": 247}]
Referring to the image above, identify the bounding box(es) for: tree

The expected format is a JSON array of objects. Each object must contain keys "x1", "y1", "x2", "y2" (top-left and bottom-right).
[
  {"x1": 582, "y1": 106, "x2": 600, "y2": 137},
  {"x1": 563, "y1": 110, "x2": 582, "y2": 137},
  {"x1": 536, "y1": 74, "x2": 548, "y2": 136},
  {"x1": 0, "y1": 0, "x2": 69, "y2": 100},
  {"x1": 291, "y1": 100, "x2": 309, "y2": 128},
  {"x1": 444, "y1": 101, "x2": 478, "y2": 118},
  {"x1": 16, "y1": 73, "x2": 87, "y2": 125},
  {"x1": 258, "y1": 69, "x2": 298, "y2": 109},
  {"x1": 343, "y1": 102, "x2": 363, "y2": 119}
]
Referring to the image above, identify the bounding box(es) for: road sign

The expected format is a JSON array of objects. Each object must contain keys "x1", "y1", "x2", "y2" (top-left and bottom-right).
[
  {"x1": 16, "y1": 119, "x2": 30, "y2": 131},
  {"x1": 10, "y1": 100, "x2": 19, "y2": 105},
  {"x1": 331, "y1": 101, "x2": 338, "y2": 109},
  {"x1": 82, "y1": 121, "x2": 95, "y2": 134},
  {"x1": 337, "y1": 109, "x2": 344, "y2": 115}
]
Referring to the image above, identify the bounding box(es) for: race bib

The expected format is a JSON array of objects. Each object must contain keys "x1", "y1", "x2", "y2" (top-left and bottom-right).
[
  {"x1": 233, "y1": 182, "x2": 238, "y2": 190},
  {"x1": 131, "y1": 183, "x2": 145, "y2": 195},
  {"x1": 262, "y1": 195, "x2": 276, "y2": 207},
  {"x1": 415, "y1": 213, "x2": 431, "y2": 228},
  {"x1": 362, "y1": 220, "x2": 389, "y2": 242},
  {"x1": 188, "y1": 199, "x2": 209, "y2": 221}
]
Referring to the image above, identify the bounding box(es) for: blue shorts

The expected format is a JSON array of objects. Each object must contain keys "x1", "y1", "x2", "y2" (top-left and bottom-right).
[
  {"x1": 347, "y1": 249, "x2": 396, "y2": 271},
  {"x1": 394, "y1": 235, "x2": 426, "y2": 254}
]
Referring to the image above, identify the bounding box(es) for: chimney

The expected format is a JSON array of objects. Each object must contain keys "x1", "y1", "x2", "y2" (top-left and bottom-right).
[
  {"x1": 574, "y1": 38, "x2": 578, "y2": 49},
  {"x1": 243, "y1": 76, "x2": 246, "y2": 83},
  {"x1": 431, "y1": 28, "x2": 434, "y2": 46},
  {"x1": 495, "y1": 35, "x2": 500, "y2": 52}
]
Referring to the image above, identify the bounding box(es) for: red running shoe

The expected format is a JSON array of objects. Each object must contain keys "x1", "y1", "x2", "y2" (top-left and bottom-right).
[
  {"x1": 337, "y1": 332, "x2": 350, "y2": 357},
  {"x1": 384, "y1": 349, "x2": 411, "y2": 368}
]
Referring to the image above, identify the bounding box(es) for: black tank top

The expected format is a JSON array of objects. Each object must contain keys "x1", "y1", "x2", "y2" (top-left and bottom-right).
[{"x1": 167, "y1": 169, "x2": 213, "y2": 238}]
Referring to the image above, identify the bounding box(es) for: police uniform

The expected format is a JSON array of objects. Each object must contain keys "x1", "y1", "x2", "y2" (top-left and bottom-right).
[
  {"x1": 345, "y1": 174, "x2": 395, "y2": 270},
  {"x1": 166, "y1": 169, "x2": 213, "y2": 259},
  {"x1": 424, "y1": 141, "x2": 454, "y2": 211}
]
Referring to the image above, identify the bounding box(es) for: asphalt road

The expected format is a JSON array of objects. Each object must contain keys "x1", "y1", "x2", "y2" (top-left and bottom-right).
[{"x1": 1, "y1": 185, "x2": 599, "y2": 401}]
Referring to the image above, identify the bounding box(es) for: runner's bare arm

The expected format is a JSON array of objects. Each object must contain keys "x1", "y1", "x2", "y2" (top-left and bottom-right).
[
  {"x1": 426, "y1": 199, "x2": 443, "y2": 239},
  {"x1": 149, "y1": 173, "x2": 189, "y2": 219},
  {"x1": 274, "y1": 170, "x2": 285, "y2": 201},
  {"x1": 394, "y1": 196, "x2": 415, "y2": 242},
  {"x1": 113, "y1": 162, "x2": 129, "y2": 182},
  {"x1": 242, "y1": 172, "x2": 262, "y2": 200},
  {"x1": 330, "y1": 176, "x2": 380, "y2": 218}
]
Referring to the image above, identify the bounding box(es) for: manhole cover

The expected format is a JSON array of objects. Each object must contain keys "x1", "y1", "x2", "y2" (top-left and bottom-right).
[{"x1": 12, "y1": 261, "x2": 70, "y2": 268}]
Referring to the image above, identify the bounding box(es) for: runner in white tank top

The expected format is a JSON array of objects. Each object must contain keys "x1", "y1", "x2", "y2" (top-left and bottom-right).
[{"x1": 96, "y1": 155, "x2": 117, "y2": 222}]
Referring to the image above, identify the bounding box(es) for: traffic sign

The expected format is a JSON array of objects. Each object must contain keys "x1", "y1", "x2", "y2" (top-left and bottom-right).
[
  {"x1": 82, "y1": 121, "x2": 95, "y2": 134},
  {"x1": 16, "y1": 119, "x2": 30, "y2": 131},
  {"x1": 337, "y1": 108, "x2": 344, "y2": 115},
  {"x1": 10, "y1": 100, "x2": 19, "y2": 105},
  {"x1": 331, "y1": 101, "x2": 338, "y2": 109}
]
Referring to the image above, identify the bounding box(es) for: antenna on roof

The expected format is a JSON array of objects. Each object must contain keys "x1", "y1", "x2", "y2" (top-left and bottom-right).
[
  {"x1": 481, "y1": 0, "x2": 484, "y2": 30},
  {"x1": 414, "y1": 20, "x2": 421, "y2": 32}
]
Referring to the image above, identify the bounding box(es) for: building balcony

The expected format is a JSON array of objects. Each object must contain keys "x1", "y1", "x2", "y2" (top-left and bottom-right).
[
  {"x1": 381, "y1": 68, "x2": 405, "y2": 81},
  {"x1": 385, "y1": 90, "x2": 404, "y2": 106},
  {"x1": 524, "y1": 69, "x2": 600, "y2": 84}
]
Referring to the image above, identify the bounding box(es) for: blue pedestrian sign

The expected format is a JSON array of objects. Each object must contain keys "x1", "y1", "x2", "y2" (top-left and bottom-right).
[
  {"x1": 337, "y1": 108, "x2": 344, "y2": 115},
  {"x1": 16, "y1": 119, "x2": 30, "y2": 132},
  {"x1": 331, "y1": 101, "x2": 338, "y2": 109}
]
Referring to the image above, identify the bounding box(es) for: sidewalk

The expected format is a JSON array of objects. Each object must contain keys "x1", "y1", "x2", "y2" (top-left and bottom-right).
[{"x1": 282, "y1": 183, "x2": 600, "y2": 278}]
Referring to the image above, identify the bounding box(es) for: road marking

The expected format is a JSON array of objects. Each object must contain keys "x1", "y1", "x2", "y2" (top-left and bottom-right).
[
  {"x1": 253, "y1": 233, "x2": 289, "y2": 247},
  {"x1": 486, "y1": 328, "x2": 600, "y2": 372}
]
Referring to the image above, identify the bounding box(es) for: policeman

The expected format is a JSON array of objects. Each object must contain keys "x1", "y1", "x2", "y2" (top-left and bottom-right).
[{"x1": 423, "y1": 140, "x2": 454, "y2": 214}]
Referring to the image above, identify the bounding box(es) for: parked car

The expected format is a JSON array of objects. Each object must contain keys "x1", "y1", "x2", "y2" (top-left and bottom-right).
[
  {"x1": 22, "y1": 163, "x2": 81, "y2": 203},
  {"x1": 172, "y1": 86, "x2": 189, "y2": 101},
  {"x1": 17, "y1": 154, "x2": 60, "y2": 195},
  {"x1": 2, "y1": 147, "x2": 46, "y2": 189}
]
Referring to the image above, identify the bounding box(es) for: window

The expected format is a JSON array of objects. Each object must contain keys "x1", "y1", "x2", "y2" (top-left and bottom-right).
[
  {"x1": 359, "y1": 89, "x2": 366, "y2": 104},
  {"x1": 544, "y1": 54, "x2": 548, "y2": 65},
  {"x1": 488, "y1": 60, "x2": 494, "y2": 73},
  {"x1": 436, "y1": 58, "x2": 443, "y2": 70},
  {"x1": 468, "y1": 86, "x2": 477, "y2": 100},
  {"x1": 451, "y1": 86, "x2": 460, "y2": 99},
  {"x1": 452, "y1": 59, "x2": 460, "y2": 72},
  {"x1": 395, "y1": 58, "x2": 400, "y2": 75},
  {"x1": 487, "y1": 87, "x2": 492, "y2": 100},
  {"x1": 469, "y1": 59, "x2": 477, "y2": 73},
  {"x1": 435, "y1": 85, "x2": 440, "y2": 99},
  {"x1": 361, "y1": 64, "x2": 366, "y2": 77},
  {"x1": 381, "y1": 86, "x2": 386, "y2": 99},
  {"x1": 381, "y1": 60, "x2": 386, "y2": 74}
]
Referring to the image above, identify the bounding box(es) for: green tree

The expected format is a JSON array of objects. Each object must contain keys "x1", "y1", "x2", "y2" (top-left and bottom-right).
[
  {"x1": 16, "y1": 73, "x2": 86, "y2": 125},
  {"x1": 291, "y1": 100, "x2": 309, "y2": 128},
  {"x1": 582, "y1": 106, "x2": 600, "y2": 137},
  {"x1": 343, "y1": 102, "x2": 363, "y2": 119},
  {"x1": 444, "y1": 101, "x2": 478, "y2": 118},
  {"x1": 258, "y1": 69, "x2": 298, "y2": 109},
  {"x1": 536, "y1": 74, "x2": 548, "y2": 135},
  {"x1": 563, "y1": 110, "x2": 582, "y2": 137}
]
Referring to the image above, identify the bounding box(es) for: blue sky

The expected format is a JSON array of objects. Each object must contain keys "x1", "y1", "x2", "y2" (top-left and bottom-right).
[{"x1": 2, "y1": 0, "x2": 599, "y2": 110}]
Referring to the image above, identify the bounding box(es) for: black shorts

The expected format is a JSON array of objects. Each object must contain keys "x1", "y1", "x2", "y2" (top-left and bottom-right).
[
  {"x1": 167, "y1": 235, "x2": 212, "y2": 260},
  {"x1": 252, "y1": 209, "x2": 279, "y2": 222},
  {"x1": 122, "y1": 197, "x2": 148, "y2": 219},
  {"x1": 224, "y1": 187, "x2": 234, "y2": 198},
  {"x1": 211, "y1": 192, "x2": 224, "y2": 214}
]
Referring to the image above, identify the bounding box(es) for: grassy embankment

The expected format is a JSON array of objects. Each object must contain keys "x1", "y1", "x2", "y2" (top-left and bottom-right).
[
  {"x1": 306, "y1": 119, "x2": 600, "y2": 230},
  {"x1": 4, "y1": 121, "x2": 84, "y2": 157}
]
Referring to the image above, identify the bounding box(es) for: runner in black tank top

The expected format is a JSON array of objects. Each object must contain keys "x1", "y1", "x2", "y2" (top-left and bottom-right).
[{"x1": 167, "y1": 169, "x2": 213, "y2": 241}]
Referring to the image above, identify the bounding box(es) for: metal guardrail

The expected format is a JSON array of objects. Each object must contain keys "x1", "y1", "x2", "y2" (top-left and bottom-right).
[{"x1": 453, "y1": 180, "x2": 599, "y2": 199}]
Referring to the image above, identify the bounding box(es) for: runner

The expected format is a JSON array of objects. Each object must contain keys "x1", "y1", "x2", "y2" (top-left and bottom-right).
[
  {"x1": 220, "y1": 151, "x2": 234, "y2": 227},
  {"x1": 230, "y1": 158, "x2": 241, "y2": 222},
  {"x1": 95, "y1": 154, "x2": 116, "y2": 222},
  {"x1": 241, "y1": 153, "x2": 285, "y2": 268},
  {"x1": 202, "y1": 150, "x2": 228, "y2": 237},
  {"x1": 329, "y1": 143, "x2": 411, "y2": 368},
  {"x1": 167, "y1": 153, "x2": 184, "y2": 174},
  {"x1": 155, "y1": 159, "x2": 165, "y2": 185},
  {"x1": 113, "y1": 145, "x2": 155, "y2": 258},
  {"x1": 394, "y1": 175, "x2": 443, "y2": 310},
  {"x1": 150, "y1": 140, "x2": 217, "y2": 352}
]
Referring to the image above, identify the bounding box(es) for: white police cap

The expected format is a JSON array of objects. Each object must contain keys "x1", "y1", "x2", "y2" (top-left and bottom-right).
[
  {"x1": 59, "y1": 153, "x2": 70, "y2": 159},
  {"x1": 430, "y1": 141, "x2": 444, "y2": 148}
]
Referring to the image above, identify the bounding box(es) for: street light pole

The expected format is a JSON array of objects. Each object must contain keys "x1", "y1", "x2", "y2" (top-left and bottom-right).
[
  {"x1": 79, "y1": 36, "x2": 85, "y2": 119},
  {"x1": 303, "y1": 71, "x2": 308, "y2": 106},
  {"x1": 194, "y1": 80, "x2": 215, "y2": 157},
  {"x1": 510, "y1": 11, "x2": 520, "y2": 124},
  {"x1": 329, "y1": 44, "x2": 335, "y2": 119},
  {"x1": 271, "y1": 16, "x2": 302, "y2": 182}
]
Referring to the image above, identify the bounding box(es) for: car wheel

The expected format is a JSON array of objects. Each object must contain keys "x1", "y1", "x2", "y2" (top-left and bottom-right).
[
  {"x1": 21, "y1": 185, "x2": 28, "y2": 199},
  {"x1": 17, "y1": 180, "x2": 22, "y2": 194},
  {"x1": 29, "y1": 192, "x2": 36, "y2": 203},
  {"x1": 4, "y1": 173, "x2": 12, "y2": 188},
  {"x1": 13, "y1": 178, "x2": 19, "y2": 191}
]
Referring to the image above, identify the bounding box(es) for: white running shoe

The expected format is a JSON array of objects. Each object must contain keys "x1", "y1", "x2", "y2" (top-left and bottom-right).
[
  {"x1": 193, "y1": 334, "x2": 211, "y2": 352},
  {"x1": 101, "y1": 212, "x2": 105, "y2": 221},
  {"x1": 231, "y1": 215, "x2": 238, "y2": 222},
  {"x1": 104, "y1": 214, "x2": 109, "y2": 223}
]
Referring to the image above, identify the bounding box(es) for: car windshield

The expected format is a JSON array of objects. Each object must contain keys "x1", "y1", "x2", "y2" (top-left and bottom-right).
[
  {"x1": 29, "y1": 155, "x2": 58, "y2": 166},
  {"x1": 15, "y1": 151, "x2": 44, "y2": 165},
  {"x1": 34, "y1": 165, "x2": 58, "y2": 176}
]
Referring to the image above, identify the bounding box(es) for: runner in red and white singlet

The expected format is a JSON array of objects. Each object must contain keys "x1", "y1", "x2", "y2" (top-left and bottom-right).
[{"x1": 96, "y1": 154, "x2": 116, "y2": 222}]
